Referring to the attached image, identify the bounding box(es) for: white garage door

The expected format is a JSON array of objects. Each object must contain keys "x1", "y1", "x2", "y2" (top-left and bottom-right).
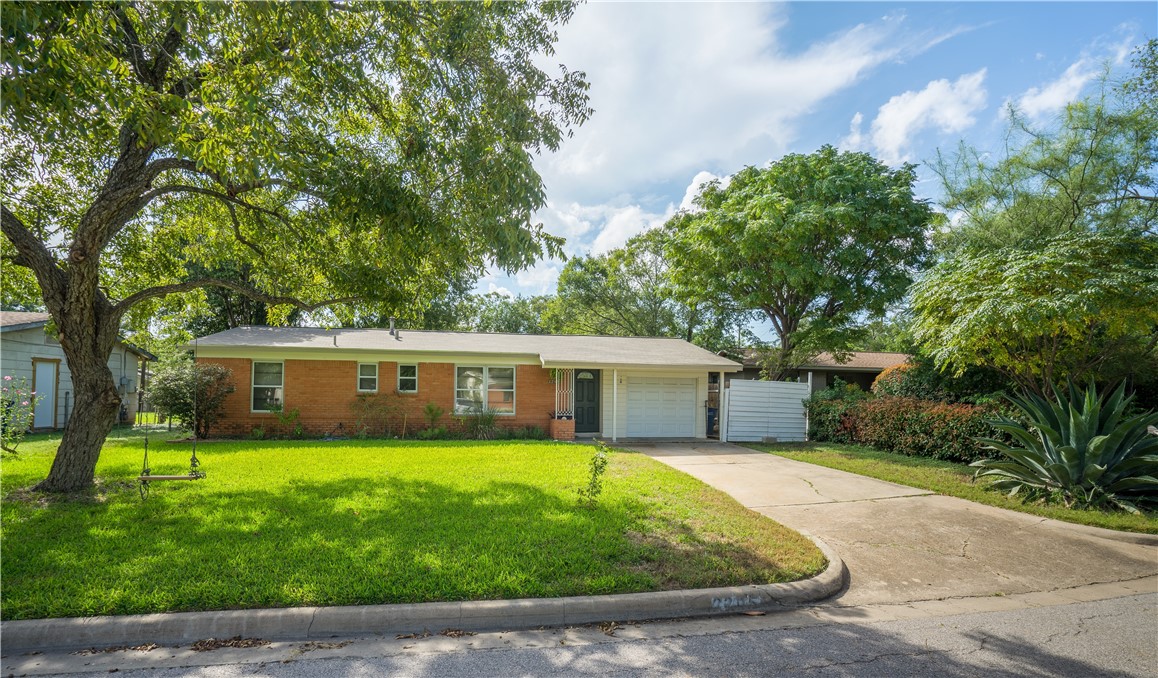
[{"x1": 626, "y1": 376, "x2": 697, "y2": 438}]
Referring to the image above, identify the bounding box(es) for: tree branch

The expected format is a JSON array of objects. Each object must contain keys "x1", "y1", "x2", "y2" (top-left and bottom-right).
[
  {"x1": 141, "y1": 184, "x2": 292, "y2": 225},
  {"x1": 110, "y1": 5, "x2": 154, "y2": 88},
  {"x1": 113, "y1": 277, "x2": 359, "y2": 315},
  {"x1": 2, "y1": 204, "x2": 67, "y2": 305}
]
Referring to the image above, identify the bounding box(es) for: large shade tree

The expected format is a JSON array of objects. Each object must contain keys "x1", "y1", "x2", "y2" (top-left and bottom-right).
[
  {"x1": 668, "y1": 146, "x2": 933, "y2": 378},
  {"x1": 1, "y1": 1, "x2": 590, "y2": 492}
]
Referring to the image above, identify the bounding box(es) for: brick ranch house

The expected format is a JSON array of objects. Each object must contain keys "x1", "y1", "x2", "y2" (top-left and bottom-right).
[{"x1": 192, "y1": 326, "x2": 742, "y2": 441}]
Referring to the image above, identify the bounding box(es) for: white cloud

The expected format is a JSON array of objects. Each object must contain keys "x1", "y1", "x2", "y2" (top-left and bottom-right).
[
  {"x1": 1016, "y1": 60, "x2": 1100, "y2": 118},
  {"x1": 839, "y1": 112, "x2": 867, "y2": 152},
  {"x1": 514, "y1": 262, "x2": 562, "y2": 295},
  {"x1": 1014, "y1": 32, "x2": 1135, "y2": 119},
  {"x1": 678, "y1": 171, "x2": 722, "y2": 212},
  {"x1": 869, "y1": 69, "x2": 988, "y2": 165},
  {"x1": 484, "y1": 283, "x2": 514, "y2": 298},
  {"x1": 589, "y1": 204, "x2": 672, "y2": 255},
  {"x1": 537, "y1": 5, "x2": 968, "y2": 203}
]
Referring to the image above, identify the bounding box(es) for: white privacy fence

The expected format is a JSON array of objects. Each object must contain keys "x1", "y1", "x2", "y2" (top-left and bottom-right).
[{"x1": 720, "y1": 379, "x2": 810, "y2": 442}]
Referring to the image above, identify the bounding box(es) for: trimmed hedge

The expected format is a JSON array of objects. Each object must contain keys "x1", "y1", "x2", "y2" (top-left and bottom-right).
[{"x1": 807, "y1": 394, "x2": 999, "y2": 463}]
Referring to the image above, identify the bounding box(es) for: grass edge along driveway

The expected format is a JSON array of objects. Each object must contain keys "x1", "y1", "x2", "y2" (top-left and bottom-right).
[
  {"x1": 746, "y1": 442, "x2": 1158, "y2": 535},
  {"x1": 1, "y1": 435, "x2": 825, "y2": 620}
]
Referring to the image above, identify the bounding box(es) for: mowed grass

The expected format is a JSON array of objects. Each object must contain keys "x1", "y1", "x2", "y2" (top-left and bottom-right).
[
  {"x1": 1, "y1": 431, "x2": 825, "y2": 620},
  {"x1": 747, "y1": 442, "x2": 1158, "y2": 534}
]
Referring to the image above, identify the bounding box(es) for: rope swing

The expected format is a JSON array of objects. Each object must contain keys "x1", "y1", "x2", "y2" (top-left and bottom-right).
[{"x1": 138, "y1": 336, "x2": 205, "y2": 499}]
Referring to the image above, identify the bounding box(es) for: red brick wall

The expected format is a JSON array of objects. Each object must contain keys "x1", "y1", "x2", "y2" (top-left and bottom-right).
[{"x1": 198, "y1": 358, "x2": 556, "y2": 438}]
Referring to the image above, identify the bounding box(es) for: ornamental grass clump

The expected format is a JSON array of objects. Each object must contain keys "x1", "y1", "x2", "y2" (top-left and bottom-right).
[{"x1": 972, "y1": 381, "x2": 1158, "y2": 513}]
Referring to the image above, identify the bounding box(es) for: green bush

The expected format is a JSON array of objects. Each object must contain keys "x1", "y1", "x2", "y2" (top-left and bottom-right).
[
  {"x1": 459, "y1": 406, "x2": 500, "y2": 440},
  {"x1": 851, "y1": 397, "x2": 998, "y2": 463},
  {"x1": 149, "y1": 359, "x2": 236, "y2": 438},
  {"x1": 415, "y1": 425, "x2": 454, "y2": 440},
  {"x1": 973, "y1": 381, "x2": 1158, "y2": 513},
  {"x1": 872, "y1": 356, "x2": 1011, "y2": 404},
  {"x1": 805, "y1": 379, "x2": 870, "y2": 442},
  {"x1": 806, "y1": 378, "x2": 1002, "y2": 463}
]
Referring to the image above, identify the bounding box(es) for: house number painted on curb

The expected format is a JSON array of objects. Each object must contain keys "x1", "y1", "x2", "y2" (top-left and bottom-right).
[{"x1": 711, "y1": 594, "x2": 764, "y2": 610}]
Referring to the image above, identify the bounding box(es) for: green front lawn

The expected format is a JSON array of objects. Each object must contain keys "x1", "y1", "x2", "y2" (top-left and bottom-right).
[
  {"x1": 0, "y1": 431, "x2": 824, "y2": 620},
  {"x1": 747, "y1": 442, "x2": 1158, "y2": 534}
]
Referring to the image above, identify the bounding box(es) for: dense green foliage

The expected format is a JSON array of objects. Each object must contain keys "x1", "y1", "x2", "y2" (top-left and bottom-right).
[
  {"x1": 546, "y1": 229, "x2": 747, "y2": 349},
  {"x1": 806, "y1": 381, "x2": 999, "y2": 463},
  {"x1": 750, "y1": 442, "x2": 1157, "y2": 534},
  {"x1": 668, "y1": 146, "x2": 933, "y2": 378},
  {"x1": 973, "y1": 382, "x2": 1158, "y2": 513},
  {"x1": 871, "y1": 357, "x2": 1013, "y2": 405},
  {"x1": 911, "y1": 231, "x2": 1158, "y2": 396},
  {"x1": 0, "y1": 434, "x2": 824, "y2": 619},
  {"x1": 148, "y1": 359, "x2": 235, "y2": 438},
  {"x1": 918, "y1": 47, "x2": 1158, "y2": 398}
]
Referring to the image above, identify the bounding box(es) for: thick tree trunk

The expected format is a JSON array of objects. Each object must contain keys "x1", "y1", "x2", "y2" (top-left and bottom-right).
[
  {"x1": 32, "y1": 354, "x2": 120, "y2": 493},
  {"x1": 30, "y1": 250, "x2": 126, "y2": 492}
]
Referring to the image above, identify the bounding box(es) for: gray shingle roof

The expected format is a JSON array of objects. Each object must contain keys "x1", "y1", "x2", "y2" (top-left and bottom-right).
[
  {"x1": 734, "y1": 348, "x2": 909, "y2": 371},
  {"x1": 0, "y1": 311, "x2": 50, "y2": 331},
  {"x1": 193, "y1": 326, "x2": 742, "y2": 370}
]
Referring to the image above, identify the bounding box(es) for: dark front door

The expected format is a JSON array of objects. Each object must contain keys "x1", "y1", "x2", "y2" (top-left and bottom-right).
[{"x1": 574, "y1": 370, "x2": 600, "y2": 434}]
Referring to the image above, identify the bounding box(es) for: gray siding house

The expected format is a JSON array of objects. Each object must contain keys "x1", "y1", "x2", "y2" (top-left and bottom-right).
[{"x1": 0, "y1": 311, "x2": 154, "y2": 429}]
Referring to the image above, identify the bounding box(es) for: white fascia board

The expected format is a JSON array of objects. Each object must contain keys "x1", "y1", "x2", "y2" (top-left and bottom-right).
[{"x1": 540, "y1": 359, "x2": 742, "y2": 372}]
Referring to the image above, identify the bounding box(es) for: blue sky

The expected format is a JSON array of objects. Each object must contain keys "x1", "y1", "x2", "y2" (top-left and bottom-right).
[{"x1": 480, "y1": 1, "x2": 1156, "y2": 302}]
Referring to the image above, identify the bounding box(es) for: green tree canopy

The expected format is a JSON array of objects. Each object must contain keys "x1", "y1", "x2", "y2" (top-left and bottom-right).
[
  {"x1": 546, "y1": 229, "x2": 748, "y2": 351},
  {"x1": 668, "y1": 145, "x2": 933, "y2": 378},
  {"x1": 911, "y1": 231, "x2": 1158, "y2": 396},
  {"x1": 1, "y1": 1, "x2": 590, "y2": 491},
  {"x1": 916, "y1": 43, "x2": 1158, "y2": 396}
]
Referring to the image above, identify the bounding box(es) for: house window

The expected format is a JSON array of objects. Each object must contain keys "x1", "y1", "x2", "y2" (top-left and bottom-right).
[
  {"x1": 455, "y1": 366, "x2": 516, "y2": 414},
  {"x1": 398, "y1": 364, "x2": 418, "y2": 393},
  {"x1": 252, "y1": 362, "x2": 284, "y2": 412},
  {"x1": 358, "y1": 363, "x2": 378, "y2": 392}
]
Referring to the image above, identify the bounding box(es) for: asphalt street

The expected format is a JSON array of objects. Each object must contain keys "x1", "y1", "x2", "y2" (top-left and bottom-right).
[{"x1": 15, "y1": 592, "x2": 1157, "y2": 677}]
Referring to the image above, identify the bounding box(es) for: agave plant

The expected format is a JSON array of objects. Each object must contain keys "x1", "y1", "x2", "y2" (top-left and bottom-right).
[{"x1": 972, "y1": 381, "x2": 1158, "y2": 513}]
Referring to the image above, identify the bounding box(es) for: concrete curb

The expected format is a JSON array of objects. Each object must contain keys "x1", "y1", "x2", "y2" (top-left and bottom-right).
[
  {"x1": 0, "y1": 535, "x2": 845, "y2": 654},
  {"x1": 1032, "y1": 515, "x2": 1158, "y2": 547}
]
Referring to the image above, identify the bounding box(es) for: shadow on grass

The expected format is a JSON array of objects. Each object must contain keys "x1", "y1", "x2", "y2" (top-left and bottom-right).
[{"x1": 2, "y1": 471, "x2": 806, "y2": 620}]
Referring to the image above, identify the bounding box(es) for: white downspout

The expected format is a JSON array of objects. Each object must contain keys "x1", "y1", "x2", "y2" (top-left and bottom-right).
[
  {"x1": 612, "y1": 368, "x2": 619, "y2": 442},
  {"x1": 720, "y1": 377, "x2": 729, "y2": 443}
]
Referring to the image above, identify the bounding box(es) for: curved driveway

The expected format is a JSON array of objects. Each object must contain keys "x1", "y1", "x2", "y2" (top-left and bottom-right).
[{"x1": 630, "y1": 442, "x2": 1158, "y2": 607}]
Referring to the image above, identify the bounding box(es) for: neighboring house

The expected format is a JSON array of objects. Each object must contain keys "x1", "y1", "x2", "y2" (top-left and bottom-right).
[
  {"x1": 727, "y1": 349, "x2": 910, "y2": 393},
  {"x1": 193, "y1": 326, "x2": 742, "y2": 441},
  {"x1": 0, "y1": 311, "x2": 155, "y2": 429}
]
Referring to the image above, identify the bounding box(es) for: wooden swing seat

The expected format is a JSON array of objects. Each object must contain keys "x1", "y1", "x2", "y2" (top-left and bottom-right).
[{"x1": 138, "y1": 474, "x2": 202, "y2": 482}]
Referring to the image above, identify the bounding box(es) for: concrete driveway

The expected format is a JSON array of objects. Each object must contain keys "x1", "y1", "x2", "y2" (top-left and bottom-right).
[{"x1": 629, "y1": 442, "x2": 1158, "y2": 607}]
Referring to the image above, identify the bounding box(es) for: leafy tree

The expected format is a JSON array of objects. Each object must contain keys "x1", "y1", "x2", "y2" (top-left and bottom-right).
[
  {"x1": 917, "y1": 47, "x2": 1158, "y2": 396},
  {"x1": 547, "y1": 229, "x2": 748, "y2": 350},
  {"x1": 668, "y1": 146, "x2": 933, "y2": 378},
  {"x1": 471, "y1": 293, "x2": 552, "y2": 334},
  {"x1": 911, "y1": 231, "x2": 1158, "y2": 396},
  {"x1": 933, "y1": 73, "x2": 1157, "y2": 256},
  {"x1": 1, "y1": 2, "x2": 590, "y2": 491},
  {"x1": 148, "y1": 359, "x2": 235, "y2": 439}
]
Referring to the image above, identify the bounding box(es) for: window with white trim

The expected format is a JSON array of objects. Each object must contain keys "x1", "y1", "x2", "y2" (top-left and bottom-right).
[
  {"x1": 357, "y1": 363, "x2": 378, "y2": 392},
  {"x1": 252, "y1": 362, "x2": 284, "y2": 412},
  {"x1": 455, "y1": 366, "x2": 515, "y2": 414},
  {"x1": 397, "y1": 364, "x2": 417, "y2": 393}
]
